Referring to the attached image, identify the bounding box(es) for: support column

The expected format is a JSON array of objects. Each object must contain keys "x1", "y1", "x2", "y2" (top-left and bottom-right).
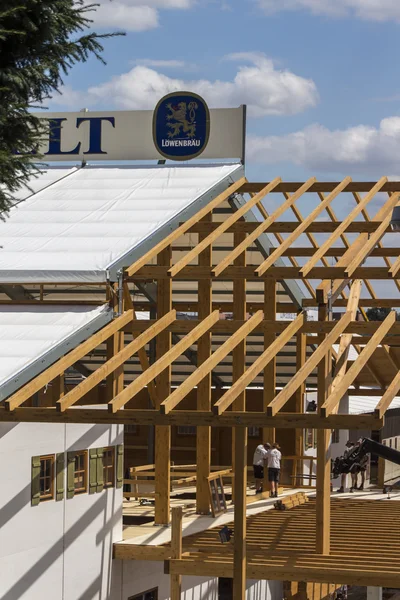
[
  {"x1": 233, "y1": 426, "x2": 247, "y2": 600},
  {"x1": 52, "y1": 373, "x2": 64, "y2": 406},
  {"x1": 170, "y1": 506, "x2": 183, "y2": 600},
  {"x1": 294, "y1": 329, "x2": 306, "y2": 482},
  {"x1": 316, "y1": 303, "x2": 332, "y2": 555},
  {"x1": 106, "y1": 283, "x2": 124, "y2": 399},
  {"x1": 232, "y1": 232, "x2": 247, "y2": 498},
  {"x1": 197, "y1": 214, "x2": 212, "y2": 514},
  {"x1": 155, "y1": 246, "x2": 172, "y2": 525},
  {"x1": 263, "y1": 279, "x2": 276, "y2": 493}
]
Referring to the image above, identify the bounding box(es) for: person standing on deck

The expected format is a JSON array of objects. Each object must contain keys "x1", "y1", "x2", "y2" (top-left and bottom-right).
[
  {"x1": 252, "y1": 443, "x2": 271, "y2": 494},
  {"x1": 267, "y1": 442, "x2": 282, "y2": 498}
]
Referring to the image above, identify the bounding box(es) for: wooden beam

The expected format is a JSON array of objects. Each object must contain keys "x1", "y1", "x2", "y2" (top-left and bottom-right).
[
  {"x1": 170, "y1": 506, "x2": 183, "y2": 600},
  {"x1": 233, "y1": 426, "x2": 247, "y2": 600},
  {"x1": 126, "y1": 177, "x2": 246, "y2": 277},
  {"x1": 375, "y1": 370, "x2": 400, "y2": 419},
  {"x1": 160, "y1": 312, "x2": 264, "y2": 414},
  {"x1": 0, "y1": 406, "x2": 382, "y2": 429},
  {"x1": 294, "y1": 329, "x2": 307, "y2": 466},
  {"x1": 263, "y1": 280, "x2": 277, "y2": 447},
  {"x1": 328, "y1": 280, "x2": 362, "y2": 415},
  {"x1": 266, "y1": 313, "x2": 352, "y2": 416},
  {"x1": 321, "y1": 311, "x2": 397, "y2": 417},
  {"x1": 183, "y1": 221, "x2": 391, "y2": 235},
  {"x1": 345, "y1": 213, "x2": 394, "y2": 277},
  {"x1": 155, "y1": 246, "x2": 173, "y2": 526},
  {"x1": 5, "y1": 310, "x2": 133, "y2": 411},
  {"x1": 113, "y1": 545, "x2": 170, "y2": 561},
  {"x1": 57, "y1": 310, "x2": 176, "y2": 412},
  {"x1": 241, "y1": 181, "x2": 400, "y2": 194},
  {"x1": 256, "y1": 178, "x2": 352, "y2": 276},
  {"x1": 213, "y1": 313, "x2": 305, "y2": 415},
  {"x1": 168, "y1": 178, "x2": 281, "y2": 278},
  {"x1": 130, "y1": 265, "x2": 393, "y2": 281},
  {"x1": 123, "y1": 284, "x2": 157, "y2": 406},
  {"x1": 196, "y1": 214, "x2": 213, "y2": 515},
  {"x1": 301, "y1": 179, "x2": 387, "y2": 277},
  {"x1": 212, "y1": 178, "x2": 316, "y2": 277},
  {"x1": 316, "y1": 304, "x2": 331, "y2": 555},
  {"x1": 108, "y1": 310, "x2": 220, "y2": 413}
]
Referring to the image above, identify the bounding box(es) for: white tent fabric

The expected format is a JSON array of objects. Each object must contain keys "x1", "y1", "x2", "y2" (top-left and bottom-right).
[
  {"x1": 11, "y1": 167, "x2": 77, "y2": 201},
  {"x1": 0, "y1": 164, "x2": 241, "y2": 283},
  {"x1": 348, "y1": 394, "x2": 400, "y2": 415},
  {"x1": 0, "y1": 304, "x2": 112, "y2": 400}
]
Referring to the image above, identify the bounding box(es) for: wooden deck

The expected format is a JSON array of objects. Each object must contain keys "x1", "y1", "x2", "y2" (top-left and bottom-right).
[{"x1": 116, "y1": 497, "x2": 400, "y2": 588}]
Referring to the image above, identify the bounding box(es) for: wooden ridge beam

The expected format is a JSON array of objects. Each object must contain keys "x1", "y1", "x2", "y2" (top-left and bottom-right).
[
  {"x1": 321, "y1": 311, "x2": 397, "y2": 417},
  {"x1": 57, "y1": 310, "x2": 176, "y2": 412},
  {"x1": 212, "y1": 178, "x2": 316, "y2": 277},
  {"x1": 0, "y1": 406, "x2": 382, "y2": 429},
  {"x1": 256, "y1": 178, "x2": 352, "y2": 277},
  {"x1": 266, "y1": 313, "x2": 352, "y2": 416},
  {"x1": 4, "y1": 310, "x2": 134, "y2": 411},
  {"x1": 301, "y1": 179, "x2": 387, "y2": 277},
  {"x1": 108, "y1": 311, "x2": 220, "y2": 413},
  {"x1": 160, "y1": 311, "x2": 264, "y2": 414},
  {"x1": 213, "y1": 313, "x2": 305, "y2": 415},
  {"x1": 126, "y1": 177, "x2": 246, "y2": 277},
  {"x1": 241, "y1": 181, "x2": 400, "y2": 194},
  {"x1": 168, "y1": 178, "x2": 281, "y2": 278}
]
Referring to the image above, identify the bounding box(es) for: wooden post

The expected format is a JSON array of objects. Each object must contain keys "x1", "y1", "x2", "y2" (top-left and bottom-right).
[
  {"x1": 233, "y1": 426, "x2": 247, "y2": 600},
  {"x1": 106, "y1": 283, "x2": 124, "y2": 399},
  {"x1": 52, "y1": 373, "x2": 64, "y2": 406},
  {"x1": 155, "y1": 246, "x2": 172, "y2": 525},
  {"x1": 197, "y1": 214, "x2": 212, "y2": 514},
  {"x1": 294, "y1": 329, "x2": 306, "y2": 482},
  {"x1": 232, "y1": 232, "x2": 247, "y2": 501},
  {"x1": 170, "y1": 506, "x2": 183, "y2": 600},
  {"x1": 263, "y1": 279, "x2": 276, "y2": 493},
  {"x1": 316, "y1": 303, "x2": 331, "y2": 554}
]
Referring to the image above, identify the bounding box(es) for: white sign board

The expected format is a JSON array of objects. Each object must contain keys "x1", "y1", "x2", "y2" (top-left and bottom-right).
[{"x1": 33, "y1": 103, "x2": 245, "y2": 162}]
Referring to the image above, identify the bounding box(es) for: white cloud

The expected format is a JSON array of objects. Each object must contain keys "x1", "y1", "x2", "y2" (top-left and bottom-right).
[
  {"x1": 248, "y1": 117, "x2": 400, "y2": 174},
  {"x1": 256, "y1": 0, "x2": 400, "y2": 22},
  {"x1": 83, "y1": 0, "x2": 193, "y2": 32},
  {"x1": 65, "y1": 53, "x2": 318, "y2": 117}
]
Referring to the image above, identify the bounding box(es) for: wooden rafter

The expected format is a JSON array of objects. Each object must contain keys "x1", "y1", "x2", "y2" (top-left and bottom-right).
[
  {"x1": 212, "y1": 178, "x2": 316, "y2": 277},
  {"x1": 169, "y1": 178, "x2": 282, "y2": 278},
  {"x1": 160, "y1": 311, "x2": 264, "y2": 414},
  {"x1": 320, "y1": 311, "x2": 396, "y2": 417},
  {"x1": 108, "y1": 311, "x2": 221, "y2": 413},
  {"x1": 266, "y1": 313, "x2": 352, "y2": 416}
]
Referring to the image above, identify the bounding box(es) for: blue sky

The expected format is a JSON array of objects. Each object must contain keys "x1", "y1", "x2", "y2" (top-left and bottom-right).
[{"x1": 50, "y1": 0, "x2": 400, "y2": 185}]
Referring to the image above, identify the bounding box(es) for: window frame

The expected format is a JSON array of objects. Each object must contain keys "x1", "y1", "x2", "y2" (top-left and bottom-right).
[
  {"x1": 177, "y1": 425, "x2": 196, "y2": 436},
  {"x1": 128, "y1": 588, "x2": 158, "y2": 600},
  {"x1": 74, "y1": 450, "x2": 88, "y2": 494},
  {"x1": 39, "y1": 455, "x2": 55, "y2": 501},
  {"x1": 103, "y1": 446, "x2": 115, "y2": 489}
]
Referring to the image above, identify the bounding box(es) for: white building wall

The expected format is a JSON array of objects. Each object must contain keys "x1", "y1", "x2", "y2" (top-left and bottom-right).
[
  {"x1": 117, "y1": 560, "x2": 283, "y2": 600},
  {"x1": 0, "y1": 421, "x2": 123, "y2": 600}
]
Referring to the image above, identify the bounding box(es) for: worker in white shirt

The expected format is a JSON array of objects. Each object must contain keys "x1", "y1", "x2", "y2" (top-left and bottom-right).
[
  {"x1": 252, "y1": 443, "x2": 271, "y2": 494},
  {"x1": 267, "y1": 443, "x2": 282, "y2": 498}
]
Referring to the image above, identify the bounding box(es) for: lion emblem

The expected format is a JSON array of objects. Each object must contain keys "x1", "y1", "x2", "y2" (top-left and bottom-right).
[{"x1": 166, "y1": 101, "x2": 197, "y2": 138}]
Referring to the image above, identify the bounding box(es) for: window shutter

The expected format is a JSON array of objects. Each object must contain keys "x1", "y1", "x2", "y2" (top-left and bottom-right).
[
  {"x1": 89, "y1": 448, "x2": 98, "y2": 494},
  {"x1": 96, "y1": 447, "x2": 104, "y2": 493},
  {"x1": 67, "y1": 452, "x2": 76, "y2": 499},
  {"x1": 116, "y1": 444, "x2": 124, "y2": 489},
  {"x1": 31, "y1": 456, "x2": 41, "y2": 506},
  {"x1": 56, "y1": 453, "x2": 65, "y2": 501}
]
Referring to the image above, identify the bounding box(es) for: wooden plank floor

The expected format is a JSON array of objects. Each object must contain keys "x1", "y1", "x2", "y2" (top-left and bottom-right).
[{"x1": 170, "y1": 498, "x2": 400, "y2": 587}]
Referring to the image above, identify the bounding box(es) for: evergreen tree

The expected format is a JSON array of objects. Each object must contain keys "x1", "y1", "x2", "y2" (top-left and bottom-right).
[
  {"x1": 366, "y1": 307, "x2": 400, "y2": 321},
  {"x1": 0, "y1": 1, "x2": 122, "y2": 217}
]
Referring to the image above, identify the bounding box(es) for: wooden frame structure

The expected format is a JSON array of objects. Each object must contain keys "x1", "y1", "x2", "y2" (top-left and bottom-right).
[{"x1": 2, "y1": 178, "x2": 400, "y2": 597}]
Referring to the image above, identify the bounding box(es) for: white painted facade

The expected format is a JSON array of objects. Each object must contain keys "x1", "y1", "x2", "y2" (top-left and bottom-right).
[
  {"x1": 113, "y1": 560, "x2": 283, "y2": 600},
  {"x1": 0, "y1": 421, "x2": 123, "y2": 600}
]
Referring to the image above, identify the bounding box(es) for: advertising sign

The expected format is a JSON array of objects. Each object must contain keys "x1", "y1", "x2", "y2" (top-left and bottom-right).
[{"x1": 33, "y1": 95, "x2": 245, "y2": 162}]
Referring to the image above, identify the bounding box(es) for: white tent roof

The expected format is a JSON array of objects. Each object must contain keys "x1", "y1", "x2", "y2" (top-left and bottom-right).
[
  {"x1": 11, "y1": 167, "x2": 78, "y2": 201},
  {"x1": 0, "y1": 304, "x2": 112, "y2": 400},
  {"x1": 0, "y1": 163, "x2": 242, "y2": 283},
  {"x1": 348, "y1": 394, "x2": 400, "y2": 415}
]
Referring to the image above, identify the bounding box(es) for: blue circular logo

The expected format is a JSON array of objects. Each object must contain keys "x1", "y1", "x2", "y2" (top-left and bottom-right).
[{"x1": 153, "y1": 91, "x2": 210, "y2": 161}]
